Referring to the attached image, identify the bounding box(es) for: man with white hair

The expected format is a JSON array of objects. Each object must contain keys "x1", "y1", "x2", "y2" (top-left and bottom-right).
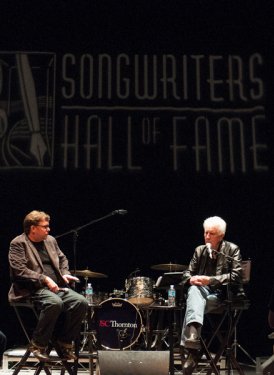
[{"x1": 180, "y1": 216, "x2": 243, "y2": 374}]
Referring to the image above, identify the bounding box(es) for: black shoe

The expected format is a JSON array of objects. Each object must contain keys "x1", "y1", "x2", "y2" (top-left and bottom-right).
[
  {"x1": 29, "y1": 341, "x2": 51, "y2": 362},
  {"x1": 185, "y1": 324, "x2": 201, "y2": 350},
  {"x1": 183, "y1": 351, "x2": 199, "y2": 375},
  {"x1": 56, "y1": 341, "x2": 77, "y2": 361},
  {"x1": 60, "y1": 347, "x2": 77, "y2": 361}
]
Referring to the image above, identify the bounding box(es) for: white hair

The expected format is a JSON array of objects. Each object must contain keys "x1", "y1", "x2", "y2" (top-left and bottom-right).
[{"x1": 203, "y1": 216, "x2": 227, "y2": 235}]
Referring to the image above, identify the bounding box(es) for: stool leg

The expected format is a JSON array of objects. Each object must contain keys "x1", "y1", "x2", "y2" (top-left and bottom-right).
[
  {"x1": 33, "y1": 363, "x2": 51, "y2": 375},
  {"x1": 53, "y1": 342, "x2": 77, "y2": 375},
  {"x1": 12, "y1": 349, "x2": 32, "y2": 375},
  {"x1": 200, "y1": 337, "x2": 220, "y2": 375},
  {"x1": 12, "y1": 348, "x2": 52, "y2": 375}
]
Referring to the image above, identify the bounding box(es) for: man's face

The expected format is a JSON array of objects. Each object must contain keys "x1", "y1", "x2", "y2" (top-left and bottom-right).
[
  {"x1": 204, "y1": 225, "x2": 224, "y2": 250},
  {"x1": 30, "y1": 219, "x2": 50, "y2": 242}
]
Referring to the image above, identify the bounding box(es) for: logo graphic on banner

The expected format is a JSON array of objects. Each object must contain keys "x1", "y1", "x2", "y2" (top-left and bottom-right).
[{"x1": 0, "y1": 52, "x2": 55, "y2": 169}]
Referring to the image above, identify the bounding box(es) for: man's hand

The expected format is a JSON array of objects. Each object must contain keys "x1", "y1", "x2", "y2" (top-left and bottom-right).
[
  {"x1": 189, "y1": 275, "x2": 211, "y2": 286},
  {"x1": 44, "y1": 276, "x2": 59, "y2": 292},
  {"x1": 62, "y1": 274, "x2": 80, "y2": 284}
]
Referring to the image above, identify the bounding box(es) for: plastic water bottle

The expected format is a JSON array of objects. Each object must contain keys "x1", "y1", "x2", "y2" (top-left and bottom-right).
[
  {"x1": 168, "y1": 285, "x2": 176, "y2": 307},
  {"x1": 85, "y1": 283, "x2": 94, "y2": 305}
]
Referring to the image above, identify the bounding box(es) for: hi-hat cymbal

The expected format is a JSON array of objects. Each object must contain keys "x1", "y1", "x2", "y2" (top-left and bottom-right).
[
  {"x1": 74, "y1": 269, "x2": 108, "y2": 278},
  {"x1": 151, "y1": 263, "x2": 187, "y2": 272}
]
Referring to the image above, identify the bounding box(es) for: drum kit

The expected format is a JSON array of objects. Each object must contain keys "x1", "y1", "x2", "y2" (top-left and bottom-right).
[{"x1": 74, "y1": 263, "x2": 187, "y2": 351}]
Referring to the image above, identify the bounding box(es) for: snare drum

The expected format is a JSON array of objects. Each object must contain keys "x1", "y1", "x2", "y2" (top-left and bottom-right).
[
  {"x1": 126, "y1": 276, "x2": 154, "y2": 306},
  {"x1": 93, "y1": 298, "x2": 142, "y2": 350}
]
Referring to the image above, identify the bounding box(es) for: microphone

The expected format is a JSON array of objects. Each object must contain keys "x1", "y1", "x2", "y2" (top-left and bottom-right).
[
  {"x1": 206, "y1": 243, "x2": 218, "y2": 259},
  {"x1": 206, "y1": 243, "x2": 213, "y2": 259},
  {"x1": 112, "y1": 209, "x2": 128, "y2": 215}
]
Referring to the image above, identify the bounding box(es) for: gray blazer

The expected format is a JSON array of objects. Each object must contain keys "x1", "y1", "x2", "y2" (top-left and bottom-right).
[{"x1": 8, "y1": 233, "x2": 70, "y2": 302}]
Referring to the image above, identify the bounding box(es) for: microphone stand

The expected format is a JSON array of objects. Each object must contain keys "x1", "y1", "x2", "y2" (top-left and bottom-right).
[
  {"x1": 55, "y1": 209, "x2": 126, "y2": 274},
  {"x1": 225, "y1": 257, "x2": 233, "y2": 375},
  {"x1": 212, "y1": 249, "x2": 243, "y2": 375}
]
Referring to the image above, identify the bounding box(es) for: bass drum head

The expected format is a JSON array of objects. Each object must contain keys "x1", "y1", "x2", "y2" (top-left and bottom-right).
[{"x1": 94, "y1": 298, "x2": 142, "y2": 350}]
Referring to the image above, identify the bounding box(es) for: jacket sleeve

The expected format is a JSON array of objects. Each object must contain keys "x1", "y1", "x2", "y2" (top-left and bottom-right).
[
  {"x1": 180, "y1": 247, "x2": 201, "y2": 287},
  {"x1": 9, "y1": 236, "x2": 45, "y2": 288},
  {"x1": 209, "y1": 243, "x2": 242, "y2": 286}
]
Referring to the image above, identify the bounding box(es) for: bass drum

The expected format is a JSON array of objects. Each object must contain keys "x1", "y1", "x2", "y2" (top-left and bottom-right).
[{"x1": 93, "y1": 298, "x2": 142, "y2": 350}]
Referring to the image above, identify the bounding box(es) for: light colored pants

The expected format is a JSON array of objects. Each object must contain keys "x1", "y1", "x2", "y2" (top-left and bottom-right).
[{"x1": 180, "y1": 285, "x2": 222, "y2": 346}]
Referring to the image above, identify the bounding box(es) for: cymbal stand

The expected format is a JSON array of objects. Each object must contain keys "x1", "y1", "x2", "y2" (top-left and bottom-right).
[{"x1": 80, "y1": 276, "x2": 91, "y2": 351}]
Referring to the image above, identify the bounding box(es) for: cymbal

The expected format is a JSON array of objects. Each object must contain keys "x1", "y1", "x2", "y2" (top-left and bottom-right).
[
  {"x1": 151, "y1": 263, "x2": 187, "y2": 272},
  {"x1": 74, "y1": 269, "x2": 108, "y2": 278}
]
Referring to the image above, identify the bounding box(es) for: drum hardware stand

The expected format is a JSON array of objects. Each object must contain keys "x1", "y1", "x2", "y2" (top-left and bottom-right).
[
  {"x1": 145, "y1": 305, "x2": 176, "y2": 375},
  {"x1": 150, "y1": 328, "x2": 169, "y2": 349},
  {"x1": 167, "y1": 305, "x2": 176, "y2": 375},
  {"x1": 80, "y1": 305, "x2": 97, "y2": 351},
  {"x1": 153, "y1": 309, "x2": 181, "y2": 350},
  {"x1": 231, "y1": 309, "x2": 256, "y2": 365},
  {"x1": 80, "y1": 321, "x2": 97, "y2": 352},
  {"x1": 142, "y1": 303, "x2": 168, "y2": 350},
  {"x1": 82, "y1": 305, "x2": 100, "y2": 375}
]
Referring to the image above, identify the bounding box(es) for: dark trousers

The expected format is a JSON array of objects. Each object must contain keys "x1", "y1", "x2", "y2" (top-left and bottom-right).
[{"x1": 32, "y1": 288, "x2": 88, "y2": 347}]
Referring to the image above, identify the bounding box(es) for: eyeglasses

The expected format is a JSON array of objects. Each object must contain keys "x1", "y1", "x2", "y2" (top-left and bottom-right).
[{"x1": 36, "y1": 224, "x2": 50, "y2": 229}]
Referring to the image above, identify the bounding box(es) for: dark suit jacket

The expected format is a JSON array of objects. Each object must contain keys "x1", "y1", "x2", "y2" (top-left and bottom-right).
[
  {"x1": 8, "y1": 233, "x2": 70, "y2": 302},
  {"x1": 181, "y1": 240, "x2": 243, "y2": 295}
]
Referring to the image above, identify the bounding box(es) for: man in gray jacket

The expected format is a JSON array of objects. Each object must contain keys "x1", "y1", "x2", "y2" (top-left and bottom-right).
[
  {"x1": 9, "y1": 210, "x2": 88, "y2": 362},
  {"x1": 180, "y1": 216, "x2": 243, "y2": 374}
]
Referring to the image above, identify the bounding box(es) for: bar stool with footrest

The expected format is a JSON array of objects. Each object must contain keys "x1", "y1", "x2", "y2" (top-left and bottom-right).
[
  {"x1": 10, "y1": 298, "x2": 79, "y2": 375},
  {"x1": 182, "y1": 259, "x2": 252, "y2": 375}
]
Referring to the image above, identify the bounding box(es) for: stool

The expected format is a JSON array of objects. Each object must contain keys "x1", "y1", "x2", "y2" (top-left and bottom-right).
[
  {"x1": 256, "y1": 332, "x2": 274, "y2": 375},
  {"x1": 183, "y1": 260, "x2": 252, "y2": 375},
  {"x1": 10, "y1": 300, "x2": 79, "y2": 375}
]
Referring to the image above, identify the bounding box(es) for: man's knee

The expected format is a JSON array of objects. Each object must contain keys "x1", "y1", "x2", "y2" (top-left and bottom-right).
[
  {"x1": 78, "y1": 294, "x2": 89, "y2": 312},
  {"x1": 187, "y1": 285, "x2": 204, "y2": 299},
  {"x1": 46, "y1": 296, "x2": 64, "y2": 313}
]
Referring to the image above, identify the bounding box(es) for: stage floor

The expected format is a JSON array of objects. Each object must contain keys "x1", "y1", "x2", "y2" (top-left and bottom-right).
[
  {"x1": 0, "y1": 367, "x2": 258, "y2": 375},
  {"x1": 0, "y1": 347, "x2": 260, "y2": 375}
]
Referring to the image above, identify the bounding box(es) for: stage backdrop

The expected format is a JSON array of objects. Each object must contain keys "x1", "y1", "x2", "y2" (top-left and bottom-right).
[{"x1": 0, "y1": 0, "x2": 273, "y2": 359}]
